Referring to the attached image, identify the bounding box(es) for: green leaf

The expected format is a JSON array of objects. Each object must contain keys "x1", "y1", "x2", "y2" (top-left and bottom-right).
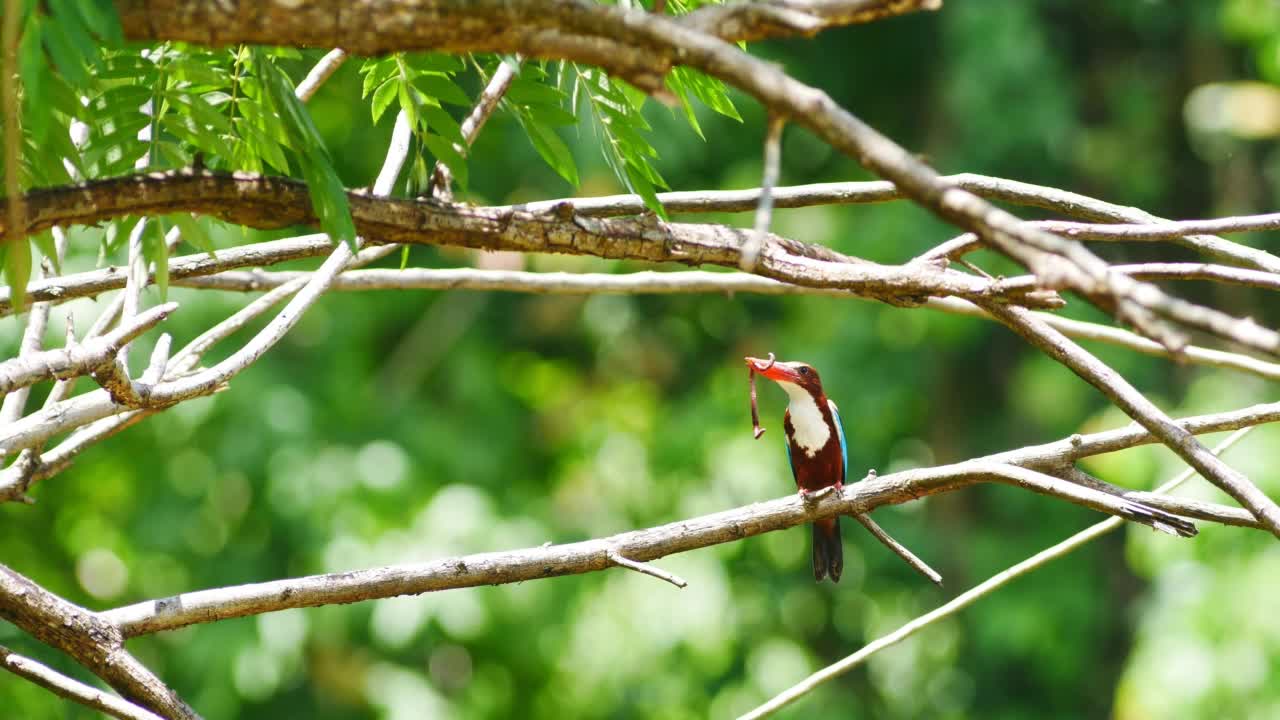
[
  {"x1": 359, "y1": 57, "x2": 397, "y2": 98},
  {"x1": 397, "y1": 81, "x2": 418, "y2": 128},
  {"x1": 523, "y1": 121, "x2": 578, "y2": 186},
  {"x1": 72, "y1": 0, "x2": 124, "y2": 46},
  {"x1": 98, "y1": 83, "x2": 153, "y2": 111},
  {"x1": 202, "y1": 90, "x2": 233, "y2": 107},
  {"x1": 2, "y1": 240, "x2": 32, "y2": 313},
  {"x1": 96, "y1": 53, "x2": 155, "y2": 81},
  {"x1": 421, "y1": 105, "x2": 465, "y2": 146},
  {"x1": 41, "y1": 14, "x2": 92, "y2": 87},
  {"x1": 18, "y1": 15, "x2": 50, "y2": 143},
  {"x1": 235, "y1": 117, "x2": 290, "y2": 173},
  {"x1": 298, "y1": 154, "x2": 358, "y2": 249},
  {"x1": 400, "y1": 245, "x2": 410, "y2": 270},
  {"x1": 169, "y1": 213, "x2": 214, "y2": 255},
  {"x1": 167, "y1": 90, "x2": 234, "y2": 134},
  {"x1": 161, "y1": 113, "x2": 233, "y2": 161},
  {"x1": 624, "y1": 162, "x2": 667, "y2": 219},
  {"x1": 665, "y1": 71, "x2": 704, "y2": 140},
  {"x1": 371, "y1": 77, "x2": 398, "y2": 124},
  {"x1": 238, "y1": 96, "x2": 291, "y2": 151},
  {"x1": 526, "y1": 103, "x2": 579, "y2": 128},
  {"x1": 422, "y1": 133, "x2": 468, "y2": 189},
  {"x1": 413, "y1": 74, "x2": 473, "y2": 107},
  {"x1": 254, "y1": 49, "x2": 356, "y2": 249},
  {"x1": 676, "y1": 67, "x2": 741, "y2": 121},
  {"x1": 153, "y1": 139, "x2": 189, "y2": 168},
  {"x1": 404, "y1": 52, "x2": 464, "y2": 73},
  {"x1": 104, "y1": 216, "x2": 141, "y2": 254},
  {"x1": 507, "y1": 79, "x2": 570, "y2": 107},
  {"x1": 45, "y1": 73, "x2": 85, "y2": 120},
  {"x1": 143, "y1": 220, "x2": 169, "y2": 300},
  {"x1": 31, "y1": 230, "x2": 59, "y2": 275},
  {"x1": 265, "y1": 46, "x2": 302, "y2": 61},
  {"x1": 49, "y1": 0, "x2": 101, "y2": 75},
  {"x1": 406, "y1": 153, "x2": 430, "y2": 197},
  {"x1": 169, "y1": 55, "x2": 230, "y2": 89}
]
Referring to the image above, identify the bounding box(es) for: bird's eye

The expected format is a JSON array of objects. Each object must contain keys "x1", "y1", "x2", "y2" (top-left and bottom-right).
[{"x1": 799, "y1": 366, "x2": 811, "y2": 376}]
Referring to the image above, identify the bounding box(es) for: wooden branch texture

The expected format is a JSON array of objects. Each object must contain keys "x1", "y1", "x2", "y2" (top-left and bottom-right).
[{"x1": 0, "y1": 170, "x2": 1060, "y2": 310}]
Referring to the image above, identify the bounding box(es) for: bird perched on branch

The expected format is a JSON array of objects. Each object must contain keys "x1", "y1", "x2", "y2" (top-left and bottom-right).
[{"x1": 746, "y1": 355, "x2": 848, "y2": 582}]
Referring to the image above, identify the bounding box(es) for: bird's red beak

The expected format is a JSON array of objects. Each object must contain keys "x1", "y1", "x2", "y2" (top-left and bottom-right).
[{"x1": 745, "y1": 355, "x2": 798, "y2": 383}]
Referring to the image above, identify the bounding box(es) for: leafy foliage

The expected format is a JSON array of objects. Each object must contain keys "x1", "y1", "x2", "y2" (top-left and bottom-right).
[{"x1": 359, "y1": 53, "x2": 471, "y2": 194}]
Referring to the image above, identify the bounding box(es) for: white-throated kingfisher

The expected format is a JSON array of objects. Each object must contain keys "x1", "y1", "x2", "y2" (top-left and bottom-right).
[{"x1": 746, "y1": 356, "x2": 847, "y2": 583}]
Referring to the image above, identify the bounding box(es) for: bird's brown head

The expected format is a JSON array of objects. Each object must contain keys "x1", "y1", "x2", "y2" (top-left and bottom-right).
[{"x1": 745, "y1": 356, "x2": 825, "y2": 397}]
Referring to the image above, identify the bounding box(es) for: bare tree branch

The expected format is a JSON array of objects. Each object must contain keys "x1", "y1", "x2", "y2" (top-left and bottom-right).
[
  {"x1": 925, "y1": 297, "x2": 1280, "y2": 381},
  {"x1": 851, "y1": 511, "x2": 943, "y2": 586},
  {"x1": 1055, "y1": 465, "x2": 1264, "y2": 530},
  {"x1": 0, "y1": 277, "x2": 51, "y2": 423},
  {"x1": 294, "y1": 48, "x2": 347, "y2": 102},
  {"x1": 0, "y1": 232, "x2": 334, "y2": 316},
  {"x1": 171, "y1": 267, "x2": 1280, "y2": 381},
  {"x1": 97, "y1": 457, "x2": 1197, "y2": 638},
  {"x1": 741, "y1": 427, "x2": 1255, "y2": 720},
  {"x1": 114, "y1": 0, "x2": 941, "y2": 56},
  {"x1": 742, "y1": 114, "x2": 785, "y2": 271},
  {"x1": 0, "y1": 565, "x2": 199, "y2": 719},
  {"x1": 0, "y1": 303, "x2": 176, "y2": 396},
  {"x1": 984, "y1": 302, "x2": 1280, "y2": 537},
  {"x1": 606, "y1": 549, "x2": 688, "y2": 588},
  {"x1": 0, "y1": 171, "x2": 1062, "y2": 311},
  {"x1": 504, "y1": 177, "x2": 1277, "y2": 273},
  {"x1": 0, "y1": 645, "x2": 165, "y2": 720}
]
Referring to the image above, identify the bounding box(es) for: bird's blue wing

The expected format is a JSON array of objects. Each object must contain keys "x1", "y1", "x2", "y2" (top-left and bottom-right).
[
  {"x1": 785, "y1": 439, "x2": 796, "y2": 480},
  {"x1": 829, "y1": 399, "x2": 848, "y2": 481}
]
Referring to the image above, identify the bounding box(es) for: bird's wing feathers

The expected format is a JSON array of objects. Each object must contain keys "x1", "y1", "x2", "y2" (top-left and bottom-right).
[{"x1": 829, "y1": 399, "x2": 848, "y2": 482}]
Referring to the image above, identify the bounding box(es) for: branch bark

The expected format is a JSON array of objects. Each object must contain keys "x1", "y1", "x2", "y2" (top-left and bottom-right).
[
  {"x1": 0, "y1": 170, "x2": 1061, "y2": 311},
  {"x1": 113, "y1": 0, "x2": 941, "y2": 56},
  {"x1": 0, "y1": 303, "x2": 176, "y2": 395},
  {"x1": 95, "y1": 396, "x2": 1280, "y2": 639},
  {"x1": 0, "y1": 645, "x2": 164, "y2": 720},
  {"x1": 983, "y1": 302, "x2": 1280, "y2": 537},
  {"x1": 0, "y1": 565, "x2": 198, "y2": 719}
]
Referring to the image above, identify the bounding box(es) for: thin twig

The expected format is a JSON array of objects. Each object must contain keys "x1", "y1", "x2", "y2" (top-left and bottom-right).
[
  {"x1": 294, "y1": 49, "x2": 347, "y2": 102},
  {"x1": 0, "y1": 645, "x2": 164, "y2": 720},
  {"x1": 851, "y1": 512, "x2": 943, "y2": 586},
  {"x1": 606, "y1": 548, "x2": 688, "y2": 588},
  {"x1": 430, "y1": 57, "x2": 519, "y2": 200},
  {"x1": 741, "y1": 114, "x2": 785, "y2": 271},
  {"x1": 173, "y1": 267, "x2": 1280, "y2": 382},
  {"x1": 0, "y1": 272, "x2": 51, "y2": 423},
  {"x1": 0, "y1": 303, "x2": 177, "y2": 396},
  {"x1": 118, "y1": 217, "x2": 150, "y2": 366}
]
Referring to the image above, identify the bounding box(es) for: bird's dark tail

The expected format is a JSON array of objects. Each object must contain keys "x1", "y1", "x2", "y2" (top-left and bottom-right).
[{"x1": 811, "y1": 517, "x2": 843, "y2": 583}]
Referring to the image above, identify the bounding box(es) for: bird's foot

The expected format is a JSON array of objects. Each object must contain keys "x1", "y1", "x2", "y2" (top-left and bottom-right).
[{"x1": 799, "y1": 486, "x2": 838, "y2": 506}]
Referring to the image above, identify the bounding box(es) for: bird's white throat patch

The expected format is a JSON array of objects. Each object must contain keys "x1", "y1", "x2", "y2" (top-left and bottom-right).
[{"x1": 779, "y1": 382, "x2": 830, "y2": 457}]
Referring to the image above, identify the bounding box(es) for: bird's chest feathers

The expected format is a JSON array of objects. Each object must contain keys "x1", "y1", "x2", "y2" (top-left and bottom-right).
[{"x1": 783, "y1": 388, "x2": 832, "y2": 457}]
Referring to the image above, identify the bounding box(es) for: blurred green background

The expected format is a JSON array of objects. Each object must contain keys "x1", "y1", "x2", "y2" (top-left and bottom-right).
[{"x1": 5, "y1": 1, "x2": 1280, "y2": 718}]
